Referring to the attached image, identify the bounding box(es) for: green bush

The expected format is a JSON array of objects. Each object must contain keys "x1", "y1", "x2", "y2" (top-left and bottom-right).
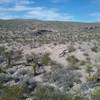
[
  {"x1": 2, "y1": 85, "x2": 24, "y2": 100},
  {"x1": 0, "y1": 67, "x2": 5, "y2": 73},
  {"x1": 0, "y1": 82, "x2": 4, "y2": 89},
  {"x1": 41, "y1": 53, "x2": 51, "y2": 65},
  {"x1": 92, "y1": 87, "x2": 100, "y2": 100},
  {"x1": 32, "y1": 85, "x2": 74, "y2": 100},
  {"x1": 85, "y1": 63, "x2": 93, "y2": 76},
  {"x1": 87, "y1": 67, "x2": 100, "y2": 82}
]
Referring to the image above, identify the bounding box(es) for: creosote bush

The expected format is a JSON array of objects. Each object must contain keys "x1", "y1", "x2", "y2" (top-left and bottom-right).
[
  {"x1": 41, "y1": 53, "x2": 51, "y2": 65},
  {"x1": 43, "y1": 65, "x2": 81, "y2": 91},
  {"x1": 86, "y1": 74, "x2": 98, "y2": 82},
  {"x1": 67, "y1": 55, "x2": 79, "y2": 65},
  {"x1": 79, "y1": 60, "x2": 87, "y2": 66},
  {"x1": 87, "y1": 66, "x2": 100, "y2": 82},
  {"x1": 1, "y1": 85, "x2": 24, "y2": 100},
  {"x1": 92, "y1": 87, "x2": 100, "y2": 100},
  {"x1": 0, "y1": 67, "x2": 5, "y2": 73},
  {"x1": 68, "y1": 45, "x2": 76, "y2": 53},
  {"x1": 66, "y1": 55, "x2": 80, "y2": 69},
  {"x1": 32, "y1": 85, "x2": 74, "y2": 100},
  {"x1": 85, "y1": 63, "x2": 93, "y2": 76}
]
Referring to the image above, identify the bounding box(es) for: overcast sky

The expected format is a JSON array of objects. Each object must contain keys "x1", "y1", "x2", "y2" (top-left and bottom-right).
[{"x1": 0, "y1": 0, "x2": 100, "y2": 22}]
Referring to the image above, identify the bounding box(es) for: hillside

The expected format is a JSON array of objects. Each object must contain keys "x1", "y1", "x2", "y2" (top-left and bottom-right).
[{"x1": 0, "y1": 20, "x2": 100, "y2": 100}]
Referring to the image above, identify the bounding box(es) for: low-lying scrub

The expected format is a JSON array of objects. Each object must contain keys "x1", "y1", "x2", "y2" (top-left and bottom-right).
[
  {"x1": 32, "y1": 85, "x2": 74, "y2": 100},
  {"x1": 68, "y1": 45, "x2": 76, "y2": 53},
  {"x1": 67, "y1": 55, "x2": 79, "y2": 65},
  {"x1": 92, "y1": 87, "x2": 100, "y2": 100},
  {"x1": 66, "y1": 55, "x2": 80, "y2": 69},
  {"x1": 41, "y1": 53, "x2": 51, "y2": 65},
  {"x1": 43, "y1": 65, "x2": 81, "y2": 91},
  {"x1": 0, "y1": 84, "x2": 24, "y2": 100}
]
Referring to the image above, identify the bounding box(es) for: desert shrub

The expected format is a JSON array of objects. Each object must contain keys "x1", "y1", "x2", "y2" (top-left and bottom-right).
[
  {"x1": 0, "y1": 67, "x2": 5, "y2": 73},
  {"x1": 91, "y1": 46, "x2": 98, "y2": 52},
  {"x1": 83, "y1": 53, "x2": 89, "y2": 57},
  {"x1": 67, "y1": 55, "x2": 79, "y2": 65},
  {"x1": 87, "y1": 66, "x2": 100, "y2": 82},
  {"x1": 12, "y1": 49, "x2": 23, "y2": 62},
  {"x1": 79, "y1": 60, "x2": 87, "y2": 65},
  {"x1": 43, "y1": 65, "x2": 81, "y2": 91},
  {"x1": 0, "y1": 82, "x2": 5, "y2": 100},
  {"x1": 86, "y1": 74, "x2": 98, "y2": 82},
  {"x1": 0, "y1": 82, "x2": 4, "y2": 89},
  {"x1": 4, "y1": 49, "x2": 17, "y2": 68},
  {"x1": 26, "y1": 52, "x2": 37, "y2": 62},
  {"x1": 92, "y1": 87, "x2": 100, "y2": 100},
  {"x1": 5, "y1": 50, "x2": 12, "y2": 67},
  {"x1": 0, "y1": 48, "x2": 23, "y2": 68},
  {"x1": 96, "y1": 67, "x2": 100, "y2": 76},
  {"x1": 32, "y1": 63, "x2": 37, "y2": 76},
  {"x1": 85, "y1": 63, "x2": 100, "y2": 82},
  {"x1": 66, "y1": 55, "x2": 80, "y2": 69},
  {"x1": 26, "y1": 54, "x2": 34, "y2": 64},
  {"x1": 0, "y1": 46, "x2": 5, "y2": 56},
  {"x1": 1, "y1": 85, "x2": 24, "y2": 100},
  {"x1": 41, "y1": 53, "x2": 51, "y2": 65},
  {"x1": 32, "y1": 85, "x2": 74, "y2": 100},
  {"x1": 74, "y1": 96, "x2": 83, "y2": 100},
  {"x1": 53, "y1": 42, "x2": 57, "y2": 45},
  {"x1": 68, "y1": 45, "x2": 76, "y2": 53},
  {"x1": 85, "y1": 64, "x2": 93, "y2": 76}
]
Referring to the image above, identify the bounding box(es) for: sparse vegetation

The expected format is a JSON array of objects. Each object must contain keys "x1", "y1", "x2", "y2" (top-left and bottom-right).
[
  {"x1": 85, "y1": 63, "x2": 93, "y2": 77},
  {"x1": 43, "y1": 65, "x2": 81, "y2": 91},
  {"x1": 66, "y1": 55, "x2": 80, "y2": 69},
  {"x1": 92, "y1": 87, "x2": 100, "y2": 100},
  {"x1": 79, "y1": 60, "x2": 86, "y2": 65},
  {"x1": 68, "y1": 45, "x2": 76, "y2": 53},
  {"x1": 67, "y1": 55, "x2": 79, "y2": 65},
  {"x1": 32, "y1": 63, "x2": 37, "y2": 76},
  {"x1": 0, "y1": 85, "x2": 24, "y2": 100},
  {"x1": 32, "y1": 85, "x2": 74, "y2": 100},
  {"x1": 0, "y1": 67, "x2": 6, "y2": 73},
  {"x1": 0, "y1": 20, "x2": 100, "y2": 100},
  {"x1": 91, "y1": 46, "x2": 98, "y2": 52},
  {"x1": 41, "y1": 53, "x2": 51, "y2": 65},
  {"x1": 4, "y1": 49, "x2": 13, "y2": 68}
]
